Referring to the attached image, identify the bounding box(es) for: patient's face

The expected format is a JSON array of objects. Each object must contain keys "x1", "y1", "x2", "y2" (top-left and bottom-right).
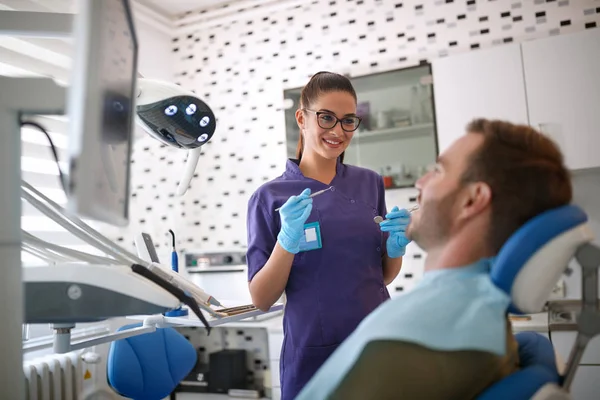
[{"x1": 407, "y1": 134, "x2": 484, "y2": 249}]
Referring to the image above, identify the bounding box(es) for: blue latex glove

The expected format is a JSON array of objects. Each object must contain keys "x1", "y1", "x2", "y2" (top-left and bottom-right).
[
  {"x1": 277, "y1": 188, "x2": 313, "y2": 254},
  {"x1": 379, "y1": 206, "x2": 412, "y2": 258}
]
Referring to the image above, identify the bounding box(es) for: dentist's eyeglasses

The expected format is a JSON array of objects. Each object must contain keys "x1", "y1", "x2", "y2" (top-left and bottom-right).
[{"x1": 303, "y1": 109, "x2": 362, "y2": 132}]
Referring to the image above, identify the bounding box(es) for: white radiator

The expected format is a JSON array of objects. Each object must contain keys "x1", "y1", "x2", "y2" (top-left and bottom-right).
[{"x1": 23, "y1": 352, "x2": 83, "y2": 400}]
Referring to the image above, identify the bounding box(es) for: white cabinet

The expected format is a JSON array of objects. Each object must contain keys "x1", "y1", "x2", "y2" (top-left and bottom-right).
[
  {"x1": 432, "y1": 44, "x2": 529, "y2": 154},
  {"x1": 521, "y1": 28, "x2": 600, "y2": 171},
  {"x1": 432, "y1": 28, "x2": 600, "y2": 170}
]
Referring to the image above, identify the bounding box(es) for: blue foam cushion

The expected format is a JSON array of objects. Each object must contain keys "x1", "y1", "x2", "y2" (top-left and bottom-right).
[
  {"x1": 107, "y1": 323, "x2": 197, "y2": 400},
  {"x1": 491, "y1": 204, "x2": 587, "y2": 313},
  {"x1": 514, "y1": 332, "x2": 558, "y2": 375},
  {"x1": 477, "y1": 331, "x2": 560, "y2": 399}
]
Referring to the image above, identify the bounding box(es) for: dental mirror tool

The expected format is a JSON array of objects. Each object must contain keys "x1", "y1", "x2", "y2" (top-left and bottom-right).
[
  {"x1": 374, "y1": 204, "x2": 420, "y2": 224},
  {"x1": 275, "y1": 187, "x2": 334, "y2": 212}
]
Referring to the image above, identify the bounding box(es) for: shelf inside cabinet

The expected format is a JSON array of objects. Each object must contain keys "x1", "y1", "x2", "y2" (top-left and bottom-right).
[{"x1": 353, "y1": 123, "x2": 434, "y2": 144}]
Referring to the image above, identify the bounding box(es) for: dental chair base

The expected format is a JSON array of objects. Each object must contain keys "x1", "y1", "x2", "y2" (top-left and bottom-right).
[
  {"x1": 561, "y1": 242, "x2": 600, "y2": 390},
  {"x1": 530, "y1": 384, "x2": 572, "y2": 400}
]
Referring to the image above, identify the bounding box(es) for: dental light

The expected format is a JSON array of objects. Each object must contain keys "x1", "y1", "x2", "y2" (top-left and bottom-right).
[{"x1": 135, "y1": 78, "x2": 217, "y2": 196}]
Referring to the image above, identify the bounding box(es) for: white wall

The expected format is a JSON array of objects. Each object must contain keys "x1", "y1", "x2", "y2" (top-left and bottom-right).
[
  {"x1": 108, "y1": 0, "x2": 600, "y2": 262},
  {"x1": 136, "y1": 19, "x2": 174, "y2": 81}
]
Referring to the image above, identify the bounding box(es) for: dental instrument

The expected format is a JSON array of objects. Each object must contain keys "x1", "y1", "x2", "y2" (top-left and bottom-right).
[
  {"x1": 168, "y1": 229, "x2": 222, "y2": 307},
  {"x1": 165, "y1": 229, "x2": 189, "y2": 317},
  {"x1": 373, "y1": 204, "x2": 420, "y2": 224},
  {"x1": 275, "y1": 186, "x2": 334, "y2": 212},
  {"x1": 169, "y1": 229, "x2": 179, "y2": 273}
]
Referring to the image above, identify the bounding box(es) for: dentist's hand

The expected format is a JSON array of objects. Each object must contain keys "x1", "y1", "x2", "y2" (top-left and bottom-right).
[
  {"x1": 277, "y1": 188, "x2": 313, "y2": 254},
  {"x1": 379, "y1": 206, "x2": 412, "y2": 258}
]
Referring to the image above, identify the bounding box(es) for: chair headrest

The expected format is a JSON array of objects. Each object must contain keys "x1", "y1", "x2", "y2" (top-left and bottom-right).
[
  {"x1": 107, "y1": 322, "x2": 197, "y2": 399},
  {"x1": 491, "y1": 204, "x2": 593, "y2": 314}
]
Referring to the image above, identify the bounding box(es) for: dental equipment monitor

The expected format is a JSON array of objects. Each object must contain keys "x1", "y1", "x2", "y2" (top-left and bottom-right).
[{"x1": 66, "y1": 0, "x2": 138, "y2": 227}]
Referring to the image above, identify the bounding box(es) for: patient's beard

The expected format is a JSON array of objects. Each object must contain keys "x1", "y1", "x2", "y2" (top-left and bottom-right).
[{"x1": 410, "y1": 189, "x2": 460, "y2": 251}]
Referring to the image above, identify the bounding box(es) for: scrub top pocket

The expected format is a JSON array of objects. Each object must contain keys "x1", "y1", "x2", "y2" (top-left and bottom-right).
[{"x1": 291, "y1": 207, "x2": 322, "y2": 267}]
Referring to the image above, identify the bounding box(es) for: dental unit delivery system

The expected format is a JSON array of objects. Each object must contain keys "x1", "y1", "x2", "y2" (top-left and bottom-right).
[{"x1": 21, "y1": 181, "x2": 223, "y2": 326}]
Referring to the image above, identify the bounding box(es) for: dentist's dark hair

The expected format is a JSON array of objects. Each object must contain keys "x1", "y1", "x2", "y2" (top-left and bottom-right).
[
  {"x1": 463, "y1": 118, "x2": 572, "y2": 254},
  {"x1": 296, "y1": 71, "x2": 357, "y2": 164}
]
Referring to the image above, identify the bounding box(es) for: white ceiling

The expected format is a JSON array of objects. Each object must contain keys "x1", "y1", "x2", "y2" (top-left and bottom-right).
[
  {"x1": 0, "y1": 0, "x2": 238, "y2": 18},
  {"x1": 0, "y1": 0, "x2": 280, "y2": 82},
  {"x1": 141, "y1": 0, "x2": 235, "y2": 17}
]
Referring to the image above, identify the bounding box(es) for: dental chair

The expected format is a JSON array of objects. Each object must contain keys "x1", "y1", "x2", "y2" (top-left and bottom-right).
[
  {"x1": 107, "y1": 321, "x2": 197, "y2": 399},
  {"x1": 478, "y1": 204, "x2": 600, "y2": 399},
  {"x1": 104, "y1": 205, "x2": 599, "y2": 399}
]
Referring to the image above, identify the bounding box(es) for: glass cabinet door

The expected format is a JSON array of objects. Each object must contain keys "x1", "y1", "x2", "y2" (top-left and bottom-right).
[{"x1": 283, "y1": 65, "x2": 438, "y2": 189}]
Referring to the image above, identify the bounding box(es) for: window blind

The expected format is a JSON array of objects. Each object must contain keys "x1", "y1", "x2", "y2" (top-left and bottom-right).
[{"x1": 0, "y1": 3, "x2": 102, "y2": 266}]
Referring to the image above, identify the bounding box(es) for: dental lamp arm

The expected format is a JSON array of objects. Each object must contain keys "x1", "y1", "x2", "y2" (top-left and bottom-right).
[{"x1": 176, "y1": 147, "x2": 201, "y2": 196}]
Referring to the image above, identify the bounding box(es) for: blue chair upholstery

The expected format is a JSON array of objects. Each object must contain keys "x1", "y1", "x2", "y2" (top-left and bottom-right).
[
  {"x1": 514, "y1": 332, "x2": 560, "y2": 374},
  {"x1": 478, "y1": 332, "x2": 560, "y2": 400},
  {"x1": 107, "y1": 322, "x2": 197, "y2": 400},
  {"x1": 491, "y1": 205, "x2": 588, "y2": 314},
  {"x1": 477, "y1": 204, "x2": 593, "y2": 399}
]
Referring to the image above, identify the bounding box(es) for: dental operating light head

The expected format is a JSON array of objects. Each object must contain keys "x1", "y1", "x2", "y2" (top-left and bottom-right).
[{"x1": 135, "y1": 78, "x2": 217, "y2": 196}]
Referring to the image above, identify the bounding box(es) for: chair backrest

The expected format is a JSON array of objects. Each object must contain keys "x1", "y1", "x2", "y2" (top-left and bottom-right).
[
  {"x1": 107, "y1": 322, "x2": 197, "y2": 400},
  {"x1": 490, "y1": 204, "x2": 594, "y2": 314}
]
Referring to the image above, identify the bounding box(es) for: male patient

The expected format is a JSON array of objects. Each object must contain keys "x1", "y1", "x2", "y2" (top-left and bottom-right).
[{"x1": 295, "y1": 118, "x2": 572, "y2": 399}]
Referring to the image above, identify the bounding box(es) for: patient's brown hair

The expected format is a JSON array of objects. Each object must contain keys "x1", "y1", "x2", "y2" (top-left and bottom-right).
[{"x1": 462, "y1": 119, "x2": 572, "y2": 253}]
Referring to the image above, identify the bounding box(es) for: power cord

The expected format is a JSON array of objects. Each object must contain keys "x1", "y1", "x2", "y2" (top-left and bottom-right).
[{"x1": 20, "y1": 120, "x2": 67, "y2": 194}]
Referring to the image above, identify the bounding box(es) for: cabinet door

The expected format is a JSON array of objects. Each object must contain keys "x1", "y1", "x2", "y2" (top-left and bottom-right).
[
  {"x1": 522, "y1": 28, "x2": 600, "y2": 170},
  {"x1": 432, "y1": 44, "x2": 529, "y2": 154}
]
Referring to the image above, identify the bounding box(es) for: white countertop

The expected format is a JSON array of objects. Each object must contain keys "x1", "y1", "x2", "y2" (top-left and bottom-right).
[
  {"x1": 510, "y1": 312, "x2": 549, "y2": 333},
  {"x1": 128, "y1": 306, "x2": 547, "y2": 335},
  {"x1": 127, "y1": 303, "x2": 284, "y2": 329}
]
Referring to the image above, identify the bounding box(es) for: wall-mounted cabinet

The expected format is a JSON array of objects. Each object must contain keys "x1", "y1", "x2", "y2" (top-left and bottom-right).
[
  {"x1": 432, "y1": 28, "x2": 600, "y2": 171},
  {"x1": 283, "y1": 65, "x2": 438, "y2": 189},
  {"x1": 521, "y1": 29, "x2": 600, "y2": 171},
  {"x1": 432, "y1": 43, "x2": 529, "y2": 154}
]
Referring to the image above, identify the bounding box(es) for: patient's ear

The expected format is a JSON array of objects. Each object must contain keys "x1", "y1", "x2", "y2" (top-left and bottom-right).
[{"x1": 461, "y1": 182, "x2": 492, "y2": 218}]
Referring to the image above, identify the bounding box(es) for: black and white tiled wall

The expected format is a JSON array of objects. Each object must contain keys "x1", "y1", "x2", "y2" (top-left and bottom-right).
[{"x1": 102, "y1": 0, "x2": 600, "y2": 257}]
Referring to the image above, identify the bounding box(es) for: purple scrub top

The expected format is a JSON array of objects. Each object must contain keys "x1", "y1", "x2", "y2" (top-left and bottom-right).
[{"x1": 246, "y1": 159, "x2": 390, "y2": 400}]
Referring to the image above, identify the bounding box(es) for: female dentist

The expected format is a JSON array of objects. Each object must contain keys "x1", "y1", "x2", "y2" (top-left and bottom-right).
[{"x1": 245, "y1": 71, "x2": 411, "y2": 400}]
